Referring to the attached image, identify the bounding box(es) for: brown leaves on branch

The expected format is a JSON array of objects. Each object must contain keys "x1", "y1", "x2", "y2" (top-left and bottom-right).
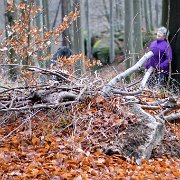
[{"x1": 2, "y1": 2, "x2": 79, "y2": 64}]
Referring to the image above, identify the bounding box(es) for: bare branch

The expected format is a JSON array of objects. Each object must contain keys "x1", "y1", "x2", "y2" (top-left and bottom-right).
[
  {"x1": 140, "y1": 66, "x2": 154, "y2": 88},
  {"x1": 0, "y1": 101, "x2": 77, "y2": 112},
  {"x1": 164, "y1": 112, "x2": 180, "y2": 121}
]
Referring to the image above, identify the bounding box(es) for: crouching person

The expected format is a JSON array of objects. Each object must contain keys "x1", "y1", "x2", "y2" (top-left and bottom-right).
[
  {"x1": 50, "y1": 46, "x2": 74, "y2": 67},
  {"x1": 50, "y1": 46, "x2": 74, "y2": 82}
]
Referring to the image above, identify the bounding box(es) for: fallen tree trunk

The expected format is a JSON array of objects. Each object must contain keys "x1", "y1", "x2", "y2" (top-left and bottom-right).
[
  {"x1": 105, "y1": 99, "x2": 165, "y2": 164},
  {"x1": 30, "y1": 90, "x2": 79, "y2": 104},
  {"x1": 101, "y1": 51, "x2": 154, "y2": 96}
]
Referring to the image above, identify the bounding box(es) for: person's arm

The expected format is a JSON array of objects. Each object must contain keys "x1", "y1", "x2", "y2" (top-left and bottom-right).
[
  {"x1": 145, "y1": 59, "x2": 151, "y2": 69},
  {"x1": 69, "y1": 48, "x2": 74, "y2": 55},
  {"x1": 160, "y1": 45, "x2": 172, "y2": 70},
  {"x1": 145, "y1": 41, "x2": 155, "y2": 69}
]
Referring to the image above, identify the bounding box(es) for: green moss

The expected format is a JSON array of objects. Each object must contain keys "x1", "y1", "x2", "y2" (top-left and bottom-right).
[
  {"x1": 92, "y1": 38, "x2": 121, "y2": 65},
  {"x1": 92, "y1": 39, "x2": 109, "y2": 64},
  {"x1": 114, "y1": 31, "x2": 124, "y2": 41}
]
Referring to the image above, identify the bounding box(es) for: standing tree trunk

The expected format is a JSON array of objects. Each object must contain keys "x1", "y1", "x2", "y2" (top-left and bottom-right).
[
  {"x1": 124, "y1": 0, "x2": 134, "y2": 69},
  {"x1": 155, "y1": 1, "x2": 160, "y2": 27},
  {"x1": 86, "y1": 0, "x2": 91, "y2": 59},
  {"x1": 133, "y1": 0, "x2": 143, "y2": 63},
  {"x1": 69, "y1": 0, "x2": 74, "y2": 50},
  {"x1": 35, "y1": 0, "x2": 45, "y2": 68},
  {"x1": 148, "y1": 0, "x2": 153, "y2": 30},
  {"x1": 115, "y1": 0, "x2": 124, "y2": 31},
  {"x1": 43, "y1": 0, "x2": 51, "y2": 59},
  {"x1": 73, "y1": 0, "x2": 85, "y2": 75},
  {"x1": 144, "y1": 0, "x2": 151, "y2": 32},
  {"x1": 61, "y1": 0, "x2": 70, "y2": 47},
  {"x1": 162, "y1": 0, "x2": 169, "y2": 27},
  {"x1": 109, "y1": 0, "x2": 115, "y2": 63},
  {"x1": 168, "y1": 0, "x2": 180, "y2": 84},
  {"x1": 102, "y1": 0, "x2": 109, "y2": 22},
  {"x1": 52, "y1": 0, "x2": 61, "y2": 29},
  {"x1": 14, "y1": 0, "x2": 22, "y2": 19},
  {"x1": 115, "y1": 0, "x2": 119, "y2": 31},
  {"x1": 4, "y1": 0, "x2": 17, "y2": 81},
  {"x1": 141, "y1": 0, "x2": 145, "y2": 30}
]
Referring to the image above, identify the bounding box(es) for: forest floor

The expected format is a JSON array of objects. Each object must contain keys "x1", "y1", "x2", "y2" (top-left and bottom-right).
[
  {"x1": 0, "y1": 59, "x2": 180, "y2": 179},
  {"x1": 93, "y1": 55, "x2": 126, "y2": 82}
]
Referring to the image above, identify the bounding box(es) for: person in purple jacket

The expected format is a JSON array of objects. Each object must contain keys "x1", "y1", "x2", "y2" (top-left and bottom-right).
[{"x1": 145, "y1": 27, "x2": 172, "y2": 86}]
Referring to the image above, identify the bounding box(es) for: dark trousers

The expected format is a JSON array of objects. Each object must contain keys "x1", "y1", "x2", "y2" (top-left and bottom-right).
[{"x1": 147, "y1": 71, "x2": 168, "y2": 87}]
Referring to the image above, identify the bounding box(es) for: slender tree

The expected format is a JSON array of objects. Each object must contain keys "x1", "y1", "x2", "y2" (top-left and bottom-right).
[
  {"x1": 109, "y1": 0, "x2": 115, "y2": 63},
  {"x1": 61, "y1": 0, "x2": 70, "y2": 46},
  {"x1": 115, "y1": 0, "x2": 119, "y2": 31},
  {"x1": 117, "y1": 0, "x2": 124, "y2": 31},
  {"x1": 4, "y1": 0, "x2": 17, "y2": 80},
  {"x1": 155, "y1": 1, "x2": 159, "y2": 27},
  {"x1": 115, "y1": 0, "x2": 123, "y2": 31},
  {"x1": 86, "y1": 0, "x2": 92, "y2": 59},
  {"x1": 148, "y1": 0, "x2": 153, "y2": 30},
  {"x1": 69, "y1": 0, "x2": 74, "y2": 50},
  {"x1": 43, "y1": 0, "x2": 51, "y2": 57},
  {"x1": 52, "y1": 0, "x2": 61, "y2": 29},
  {"x1": 162, "y1": 0, "x2": 169, "y2": 27},
  {"x1": 73, "y1": 0, "x2": 85, "y2": 75},
  {"x1": 102, "y1": 0, "x2": 109, "y2": 22},
  {"x1": 141, "y1": 0, "x2": 145, "y2": 30},
  {"x1": 133, "y1": 0, "x2": 143, "y2": 63},
  {"x1": 168, "y1": 0, "x2": 180, "y2": 84},
  {"x1": 144, "y1": 0, "x2": 151, "y2": 32},
  {"x1": 35, "y1": 0, "x2": 45, "y2": 68},
  {"x1": 124, "y1": 0, "x2": 134, "y2": 69},
  {"x1": 4, "y1": 0, "x2": 15, "y2": 57}
]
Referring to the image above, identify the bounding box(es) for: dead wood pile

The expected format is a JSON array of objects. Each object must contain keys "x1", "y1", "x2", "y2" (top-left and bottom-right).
[{"x1": 0, "y1": 62, "x2": 180, "y2": 164}]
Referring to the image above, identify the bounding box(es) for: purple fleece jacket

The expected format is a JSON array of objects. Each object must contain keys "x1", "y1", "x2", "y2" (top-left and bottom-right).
[{"x1": 145, "y1": 39, "x2": 172, "y2": 73}]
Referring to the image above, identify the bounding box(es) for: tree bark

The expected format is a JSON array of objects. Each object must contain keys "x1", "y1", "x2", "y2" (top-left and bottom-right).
[
  {"x1": 86, "y1": 0, "x2": 92, "y2": 59},
  {"x1": 168, "y1": 0, "x2": 180, "y2": 84},
  {"x1": 43, "y1": 0, "x2": 51, "y2": 58},
  {"x1": 4, "y1": 0, "x2": 18, "y2": 81},
  {"x1": 133, "y1": 0, "x2": 143, "y2": 62},
  {"x1": 144, "y1": 0, "x2": 151, "y2": 32},
  {"x1": 148, "y1": 0, "x2": 153, "y2": 30},
  {"x1": 34, "y1": 0, "x2": 45, "y2": 68},
  {"x1": 102, "y1": 0, "x2": 109, "y2": 22},
  {"x1": 52, "y1": 0, "x2": 61, "y2": 29},
  {"x1": 124, "y1": 0, "x2": 134, "y2": 69},
  {"x1": 161, "y1": 0, "x2": 169, "y2": 27},
  {"x1": 73, "y1": 0, "x2": 85, "y2": 76},
  {"x1": 61, "y1": 0, "x2": 69, "y2": 46},
  {"x1": 155, "y1": 1, "x2": 159, "y2": 27},
  {"x1": 109, "y1": 0, "x2": 115, "y2": 63}
]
